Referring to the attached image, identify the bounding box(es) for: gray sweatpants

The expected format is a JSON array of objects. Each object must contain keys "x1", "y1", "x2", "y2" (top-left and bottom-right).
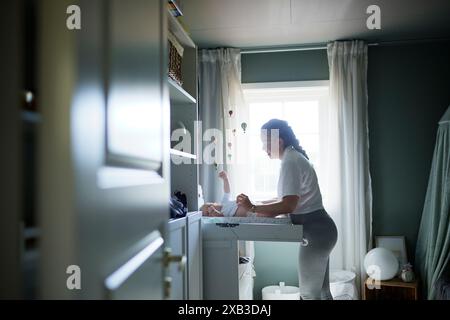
[{"x1": 291, "y1": 209, "x2": 338, "y2": 300}]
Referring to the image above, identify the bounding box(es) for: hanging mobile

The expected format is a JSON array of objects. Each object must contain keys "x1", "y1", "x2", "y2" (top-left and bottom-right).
[{"x1": 241, "y1": 122, "x2": 247, "y2": 133}]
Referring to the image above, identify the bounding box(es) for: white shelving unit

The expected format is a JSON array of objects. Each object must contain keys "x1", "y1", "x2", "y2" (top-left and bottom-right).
[
  {"x1": 168, "y1": 78, "x2": 196, "y2": 104},
  {"x1": 168, "y1": 10, "x2": 199, "y2": 213},
  {"x1": 167, "y1": 10, "x2": 202, "y2": 300},
  {"x1": 168, "y1": 13, "x2": 196, "y2": 48}
]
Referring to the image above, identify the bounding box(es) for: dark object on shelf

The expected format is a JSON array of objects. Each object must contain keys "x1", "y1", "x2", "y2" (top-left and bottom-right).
[
  {"x1": 170, "y1": 196, "x2": 187, "y2": 219},
  {"x1": 170, "y1": 191, "x2": 188, "y2": 219},
  {"x1": 239, "y1": 256, "x2": 250, "y2": 264},
  {"x1": 174, "y1": 191, "x2": 187, "y2": 208}
]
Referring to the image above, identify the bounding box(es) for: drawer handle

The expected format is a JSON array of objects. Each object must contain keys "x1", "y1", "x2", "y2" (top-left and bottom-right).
[{"x1": 104, "y1": 230, "x2": 164, "y2": 292}]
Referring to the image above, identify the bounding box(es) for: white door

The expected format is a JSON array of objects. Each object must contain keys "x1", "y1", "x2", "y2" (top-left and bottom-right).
[{"x1": 38, "y1": 0, "x2": 172, "y2": 299}]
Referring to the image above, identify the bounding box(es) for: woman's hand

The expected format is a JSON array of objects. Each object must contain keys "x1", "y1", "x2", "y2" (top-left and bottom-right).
[{"x1": 236, "y1": 193, "x2": 253, "y2": 211}]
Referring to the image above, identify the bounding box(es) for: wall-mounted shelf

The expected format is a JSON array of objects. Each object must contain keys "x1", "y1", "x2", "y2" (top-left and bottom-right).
[
  {"x1": 168, "y1": 13, "x2": 196, "y2": 49},
  {"x1": 169, "y1": 78, "x2": 196, "y2": 104},
  {"x1": 170, "y1": 148, "x2": 197, "y2": 160}
]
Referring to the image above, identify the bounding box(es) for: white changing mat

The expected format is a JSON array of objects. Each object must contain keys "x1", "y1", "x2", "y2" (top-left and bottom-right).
[{"x1": 202, "y1": 216, "x2": 292, "y2": 225}]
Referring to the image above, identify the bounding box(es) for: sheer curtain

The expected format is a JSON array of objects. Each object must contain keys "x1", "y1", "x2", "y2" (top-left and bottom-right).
[
  {"x1": 198, "y1": 48, "x2": 250, "y2": 203},
  {"x1": 415, "y1": 106, "x2": 450, "y2": 299},
  {"x1": 321, "y1": 40, "x2": 373, "y2": 293}
]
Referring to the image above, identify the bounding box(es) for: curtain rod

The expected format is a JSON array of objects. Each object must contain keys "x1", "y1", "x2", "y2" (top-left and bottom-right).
[
  {"x1": 241, "y1": 37, "x2": 450, "y2": 54},
  {"x1": 241, "y1": 43, "x2": 377, "y2": 54}
]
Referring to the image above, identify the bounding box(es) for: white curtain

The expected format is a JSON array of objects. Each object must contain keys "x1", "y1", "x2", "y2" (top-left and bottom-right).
[
  {"x1": 322, "y1": 40, "x2": 373, "y2": 294},
  {"x1": 198, "y1": 48, "x2": 250, "y2": 203}
]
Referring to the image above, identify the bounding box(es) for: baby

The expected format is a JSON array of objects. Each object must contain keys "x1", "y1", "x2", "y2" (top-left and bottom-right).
[{"x1": 201, "y1": 171, "x2": 249, "y2": 217}]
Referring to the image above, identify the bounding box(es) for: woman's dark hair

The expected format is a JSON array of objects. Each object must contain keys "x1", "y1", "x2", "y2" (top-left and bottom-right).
[{"x1": 261, "y1": 119, "x2": 309, "y2": 160}]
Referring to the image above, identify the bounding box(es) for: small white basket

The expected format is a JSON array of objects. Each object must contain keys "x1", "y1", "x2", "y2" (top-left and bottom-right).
[{"x1": 330, "y1": 270, "x2": 359, "y2": 300}]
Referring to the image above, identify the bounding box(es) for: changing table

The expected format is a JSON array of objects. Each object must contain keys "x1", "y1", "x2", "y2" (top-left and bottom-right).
[{"x1": 202, "y1": 216, "x2": 304, "y2": 300}]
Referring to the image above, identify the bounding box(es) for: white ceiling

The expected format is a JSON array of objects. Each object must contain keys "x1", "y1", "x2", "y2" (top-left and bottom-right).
[{"x1": 180, "y1": 0, "x2": 450, "y2": 48}]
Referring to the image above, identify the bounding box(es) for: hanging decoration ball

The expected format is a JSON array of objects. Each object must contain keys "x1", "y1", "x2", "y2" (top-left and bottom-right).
[
  {"x1": 229, "y1": 110, "x2": 233, "y2": 117},
  {"x1": 228, "y1": 142, "x2": 232, "y2": 148},
  {"x1": 241, "y1": 122, "x2": 248, "y2": 133},
  {"x1": 233, "y1": 129, "x2": 237, "y2": 135}
]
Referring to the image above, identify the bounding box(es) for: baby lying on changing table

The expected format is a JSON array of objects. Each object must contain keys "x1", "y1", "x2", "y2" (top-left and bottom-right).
[{"x1": 201, "y1": 171, "x2": 251, "y2": 217}]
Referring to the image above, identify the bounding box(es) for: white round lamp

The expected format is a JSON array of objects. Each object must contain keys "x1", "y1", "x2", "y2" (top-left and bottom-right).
[{"x1": 364, "y1": 248, "x2": 399, "y2": 281}]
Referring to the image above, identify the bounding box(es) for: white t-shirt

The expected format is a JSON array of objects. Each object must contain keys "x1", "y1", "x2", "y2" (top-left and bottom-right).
[{"x1": 277, "y1": 146, "x2": 324, "y2": 215}]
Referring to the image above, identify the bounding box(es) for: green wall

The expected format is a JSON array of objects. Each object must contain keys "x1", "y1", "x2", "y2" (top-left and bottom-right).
[
  {"x1": 242, "y1": 50, "x2": 329, "y2": 83},
  {"x1": 241, "y1": 41, "x2": 450, "y2": 299},
  {"x1": 368, "y1": 42, "x2": 450, "y2": 263}
]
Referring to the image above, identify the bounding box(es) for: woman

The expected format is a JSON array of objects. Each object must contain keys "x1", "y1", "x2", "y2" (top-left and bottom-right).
[{"x1": 236, "y1": 119, "x2": 338, "y2": 300}]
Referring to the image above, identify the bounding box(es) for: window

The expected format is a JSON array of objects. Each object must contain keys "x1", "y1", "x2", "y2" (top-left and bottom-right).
[{"x1": 243, "y1": 82, "x2": 329, "y2": 200}]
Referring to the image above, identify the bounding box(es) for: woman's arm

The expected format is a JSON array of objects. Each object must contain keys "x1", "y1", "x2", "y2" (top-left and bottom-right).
[
  {"x1": 236, "y1": 194, "x2": 299, "y2": 217},
  {"x1": 257, "y1": 198, "x2": 279, "y2": 205}
]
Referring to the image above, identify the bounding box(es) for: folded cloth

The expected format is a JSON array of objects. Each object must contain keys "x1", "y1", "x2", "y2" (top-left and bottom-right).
[{"x1": 239, "y1": 256, "x2": 250, "y2": 264}]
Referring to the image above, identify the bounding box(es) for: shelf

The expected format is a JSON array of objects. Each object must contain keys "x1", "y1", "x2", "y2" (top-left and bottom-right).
[
  {"x1": 168, "y1": 12, "x2": 196, "y2": 49},
  {"x1": 22, "y1": 111, "x2": 41, "y2": 124},
  {"x1": 365, "y1": 277, "x2": 419, "y2": 289},
  {"x1": 168, "y1": 78, "x2": 196, "y2": 104},
  {"x1": 170, "y1": 148, "x2": 197, "y2": 160}
]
